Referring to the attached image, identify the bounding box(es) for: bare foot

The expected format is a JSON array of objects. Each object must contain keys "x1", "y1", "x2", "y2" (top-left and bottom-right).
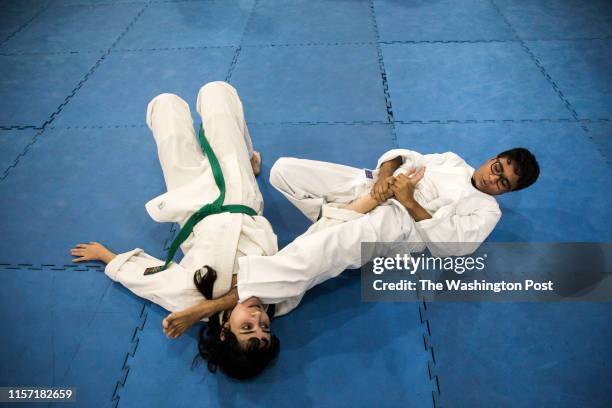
[
  {"x1": 162, "y1": 306, "x2": 203, "y2": 339},
  {"x1": 251, "y1": 150, "x2": 261, "y2": 176}
]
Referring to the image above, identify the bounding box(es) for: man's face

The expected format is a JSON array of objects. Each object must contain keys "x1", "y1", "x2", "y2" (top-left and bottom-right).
[
  {"x1": 224, "y1": 297, "x2": 272, "y2": 349},
  {"x1": 472, "y1": 156, "x2": 520, "y2": 195}
]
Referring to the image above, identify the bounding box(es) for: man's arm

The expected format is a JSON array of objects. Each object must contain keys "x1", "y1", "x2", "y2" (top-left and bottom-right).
[
  {"x1": 389, "y1": 168, "x2": 432, "y2": 222},
  {"x1": 371, "y1": 156, "x2": 402, "y2": 202}
]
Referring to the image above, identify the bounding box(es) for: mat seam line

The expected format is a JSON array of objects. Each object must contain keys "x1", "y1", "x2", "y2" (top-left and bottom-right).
[
  {"x1": 225, "y1": 0, "x2": 259, "y2": 82},
  {"x1": 369, "y1": 0, "x2": 397, "y2": 145},
  {"x1": 0, "y1": 1, "x2": 153, "y2": 183},
  {"x1": 3, "y1": 37, "x2": 612, "y2": 57},
  {"x1": 488, "y1": 0, "x2": 611, "y2": 169}
]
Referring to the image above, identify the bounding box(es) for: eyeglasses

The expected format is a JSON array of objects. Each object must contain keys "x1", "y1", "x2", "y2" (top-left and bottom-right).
[{"x1": 491, "y1": 159, "x2": 512, "y2": 191}]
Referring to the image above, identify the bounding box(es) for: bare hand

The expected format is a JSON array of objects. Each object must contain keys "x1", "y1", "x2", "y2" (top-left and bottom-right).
[
  {"x1": 370, "y1": 175, "x2": 395, "y2": 203},
  {"x1": 389, "y1": 167, "x2": 426, "y2": 207},
  {"x1": 70, "y1": 242, "x2": 114, "y2": 263},
  {"x1": 162, "y1": 302, "x2": 214, "y2": 339}
]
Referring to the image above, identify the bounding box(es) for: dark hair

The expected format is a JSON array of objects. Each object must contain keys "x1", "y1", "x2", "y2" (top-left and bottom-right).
[
  {"x1": 192, "y1": 266, "x2": 280, "y2": 380},
  {"x1": 497, "y1": 147, "x2": 540, "y2": 191}
]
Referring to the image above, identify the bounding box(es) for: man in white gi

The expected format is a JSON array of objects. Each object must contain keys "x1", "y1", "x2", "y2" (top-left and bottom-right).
[{"x1": 234, "y1": 146, "x2": 539, "y2": 312}]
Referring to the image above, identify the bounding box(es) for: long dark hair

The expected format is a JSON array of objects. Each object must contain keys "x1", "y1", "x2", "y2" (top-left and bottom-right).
[{"x1": 192, "y1": 266, "x2": 280, "y2": 379}]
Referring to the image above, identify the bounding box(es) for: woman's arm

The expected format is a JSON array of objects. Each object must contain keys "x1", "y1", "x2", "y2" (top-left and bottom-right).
[
  {"x1": 343, "y1": 194, "x2": 383, "y2": 214},
  {"x1": 71, "y1": 242, "x2": 116, "y2": 264}
]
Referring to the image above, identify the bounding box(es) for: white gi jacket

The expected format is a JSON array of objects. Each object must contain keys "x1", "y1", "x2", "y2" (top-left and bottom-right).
[
  {"x1": 104, "y1": 83, "x2": 278, "y2": 314},
  {"x1": 237, "y1": 149, "x2": 502, "y2": 316}
]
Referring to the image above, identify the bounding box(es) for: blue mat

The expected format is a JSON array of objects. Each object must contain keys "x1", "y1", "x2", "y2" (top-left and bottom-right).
[
  {"x1": 382, "y1": 41, "x2": 572, "y2": 121},
  {"x1": 374, "y1": 0, "x2": 515, "y2": 42},
  {"x1": 0, "y1": 0, "x2": 611, "y2": 407},
  {"x1": 0, "y1": 127, "x2": 169, "y2": 265},
  {"x1": 116, "y1": 271, "x2": 435, "y2": 408},
  {"x1": 0, "y1": 266, "x2": 145, "y2": 408}
]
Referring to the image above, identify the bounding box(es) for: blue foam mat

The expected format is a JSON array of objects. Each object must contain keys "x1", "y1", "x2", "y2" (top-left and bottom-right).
[
  {"x1": 373, "y1": 0, "x2": 515, "y2": 42},
  {"x1": 0, "y1": 129, "x2": 38, "y2": 174},
  {"x1": 51, "y1": 48, "x2": 236, "y2": 127},
  {"x1": 116, "y1": 271, "x2": 434, "y2": 408},
  {"x1": 382, "y1": 42, "x2": 572, "y2": 121},
  {"x1": 230, "y1": 44, "x2": 388, "y2": 123},
  {"x1": 494, "y1": 0, "x2": 612, "y2": 40},
  {"x1": 527, "y1": 39, "x2": 612, "y2": 119},
  {"x1": 0, "y1": 52, "x2": 103, "y2": 127},
  {"x1": 118, "y1": 0, "x2": 254, "y2": 49},
  {"x1": 395, "y1": 122, "x2": 612, "y2": 242},
  {"x1": 0, "y1": 266, "x2": 145, "y2": 408},
  {"x1": 0, "y1": 127, "x2": 169, "y2": 264},
  {"x1": 0, "y1": 3, "x2": 144, "y2": 54},
  {"x1": 243, "y1": 0, "x2": 377, "y2": 45},
  {"x1": 585, "y1": 121, "x2": 612, "y2": 165},
  {"x1": 425, "y1": 302, "x2": 612, "y2": 408}
]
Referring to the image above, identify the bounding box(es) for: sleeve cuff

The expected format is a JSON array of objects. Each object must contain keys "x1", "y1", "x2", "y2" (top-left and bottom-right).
[
  {"x1": 321, "y1": 203, "x2": 364, "y2": 221},
  {"x1": 104, "y1": 248, "x2": 144, "y2": 281}
]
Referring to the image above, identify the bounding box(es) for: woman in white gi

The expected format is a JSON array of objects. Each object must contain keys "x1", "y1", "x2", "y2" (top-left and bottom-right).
[{"x1": 70, "y1": 81, "x2": 285, "y2": 379}]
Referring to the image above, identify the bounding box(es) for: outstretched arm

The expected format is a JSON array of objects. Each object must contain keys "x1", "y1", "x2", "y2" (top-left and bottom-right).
[
  {"x1": 162, "y1": 275, "x2": 239, "y2": 339},
  {"x1": 71, "y1": 242, "x2": 116, "y2": 264}
]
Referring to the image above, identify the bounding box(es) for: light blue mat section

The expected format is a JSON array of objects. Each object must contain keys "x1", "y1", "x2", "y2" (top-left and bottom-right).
[
  {"x1": 382, "y1": 42, "x2": 572, "y2": 121},
  {"x1": 374, "y1": 0, "x2": 515, "y2": 42},
  {"x1": 527, "y1": 39, "x2": 612, "y2": 119},
  {"x1": 0, "y1": 266, "x2": 144, "y2": 408},
  {"x1": 51, "y1": 48, "x2": 236, "y2": 127},
  {"x1": 119, "y1": 0, "x2": 254, "y2": 49},
  {"x1": 230, "y1": 44, "x2": 387, "y2": 123},
  {"x1": 0, "y1": 52, "x2": 103, "y2": 126},
  {"x1": 0, "y1": 127, "x2": 169, "y2": 264},
  {"x1": 244, "y1": 0, "x2": 377, "y2": 45}
]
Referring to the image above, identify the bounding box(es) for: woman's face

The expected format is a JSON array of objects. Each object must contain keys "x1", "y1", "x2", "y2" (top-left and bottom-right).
[{"x1": 224, "y1": 297, "x2": 272, "y2": 348}]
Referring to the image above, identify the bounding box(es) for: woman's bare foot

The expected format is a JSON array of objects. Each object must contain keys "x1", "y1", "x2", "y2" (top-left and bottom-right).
[
  {"x1": 251, "y1": 150, "x2": 261, "y2": 176},
  {"x1": 162, "y1": 306, "x2": 204, "y2": 339}
]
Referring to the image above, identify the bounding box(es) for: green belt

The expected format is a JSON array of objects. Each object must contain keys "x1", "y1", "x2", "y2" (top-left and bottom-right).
[{"x1": 144, "y1": 125, "x2": 257, "y2": 276}]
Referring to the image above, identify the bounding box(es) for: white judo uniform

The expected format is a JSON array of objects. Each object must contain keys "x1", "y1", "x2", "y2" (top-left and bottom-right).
[
  {"x1": 105, "y1": 82, "x2": 278, "y2": 313},
  {"x1": 237, "y1": 150, "x2": 502, "y2": 315}
]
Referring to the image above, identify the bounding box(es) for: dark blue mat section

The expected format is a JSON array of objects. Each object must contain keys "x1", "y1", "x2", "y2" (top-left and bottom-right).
[
  {"x1": 527, "y1": 39, "x2": 612, "y2": 119},
  {"x1": 0, "y1": 3, "x2": 144, "y2": 53},
  {"x1": 494, "y1": 0, "x2": 612, "y2": 39},
  {"x1": 230, "y1": 44, "x2": 388, "y2": 123},
  {"x1": 119, "y1": 0, "x2": 253, "y2": 49},
  {"x1": 0, "y1": 127, "x2": 169, "y2": 264},
  {"x1": 116, "y1": 271, "x2": 434, "y2": 408},
  {"x1": 52, "y1": 47, "x2": 236, "y2": 127},
  {"x1": 395, "y1": 122, "x2": 612, "y2": 242},
  {"x1": 244, "y1": 0, "x2": 376, "y2": 45},
  {"x1": 0, "y1": 0, "x2": 49, "y2": 44},
  {"x1": 250, "y1": 123, "x2": 395, "y2": 246},
  {"x1": 424, "y1": 302, "x2": 612, "y2": 408},
  {"x1": 382, "y1": 42, "x2": 572, "y2": 121},
  {"x1": 373, "y1": 0, "x2": 515, "y2": 42},
  {"x1": 0, "y1": 266, "x2": 145, "y2": 408},
  {"x1": 0, "y1": 52, "x2": 103, "y2": 127}
]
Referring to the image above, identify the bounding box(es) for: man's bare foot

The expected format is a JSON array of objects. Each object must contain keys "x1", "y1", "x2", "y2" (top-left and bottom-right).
[
  {"x1": 162, "y1": 306, "x2": 203, "y2": 339},
  {"x1": 251, "y1": 150, "x2": 261, "y2": 176}
]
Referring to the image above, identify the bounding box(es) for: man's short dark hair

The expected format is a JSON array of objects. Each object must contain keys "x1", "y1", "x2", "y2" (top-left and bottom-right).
[{"x1": 497, "y1": 147, "x2": 540, "y2": 191}]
